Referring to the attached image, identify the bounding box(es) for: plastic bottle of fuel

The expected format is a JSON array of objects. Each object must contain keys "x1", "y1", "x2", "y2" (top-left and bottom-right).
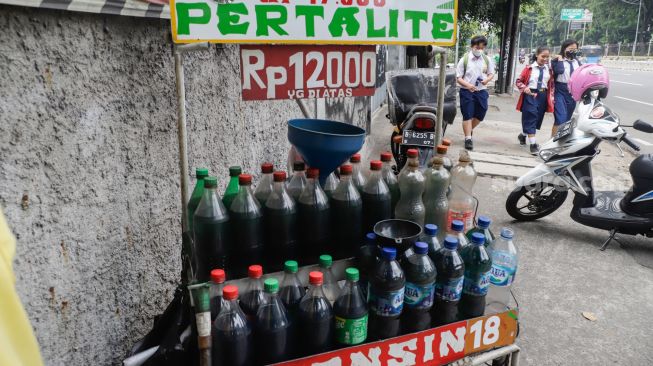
[
  {"x1": 424, "y1": 156, "x2": 450, "y2": 237},
  {"x1": 298, "y1": 168, "x2": 330, "y2": 263},
  {"x1": 401, "y1": 242, "x2": 436, "y2": 334},
  {"x1": 222, "y1": 166, "x2": 242, "y2": 209},
  {"x1": 193, "y1": 176, "x2": 230, "y2": 282},
  {"x1": 210, "y1": 268, "x2": 226, "y2": 320},
  {"x1": 265, "y1": 172, "x2": 298, "y2": 271},
  {"x1": 486, "y1": 228, "x2": 519, "y2": 313},
  {"x1": 330, "y1": 165, "x2": 363, "y2": 259},
  {"x1": 279, "y1": 260, "x2": 306, "y2": 322},
  {"x1": 460, "y1": 233, "x2": 492, "y2": 319},
  {"x1": 298, "y1": 271, "x2": 334, "y2": 356},
  {"x1": 229, "y1": 174, "x2": 264, "y2": 278},
  {"x1": 255, "y1": 278, "x2": 291, "y2": 365},
  {"x1": 356, "y1": 232, "x2": 378, "y2": 300},
  {"x1": 188, "y1": 167, "x2": 209, "y2": 233},
  {"x1": 350, "y1": 153, "x2": 367, "y2": 192},
  {"x1": 318, "y1": 254, "x2": 341, "y2": 305},
  {"x1": 213, "y1": 285, "x2": 253, "y2": 366},
  {"x1": 334, "y1": 268, "x2": 369, "y2": 347},
  {"x1": 399, "y1": 148, "x2": 420, "y2": 178},
  {"x1": 419, "y1": 224, "x2": 441, "y2": 262},
  {"x1": 368, "y1": 247, "x2": 405, "y2": 341},
  {"x1": 447, "y1": 151, "x2": 477, "y2": 232},
  {"x1": 380, "y1": 152, "x2": 400, "y2": 215},
  {"x1": 323, "y1": 171, "x2": 340, "y2": 199},
  {"x1": 395, "y1": 159, "x2": 426, "y2": 227},
  {"x1": 254, "y1": 163, "x2": 274, "y2": 206},
  {"x1": 436, "y1": 145, "x2": 453, "y2": 171},
  {"x1": 450, "y1": 220, "x2": 469, "y2": 248},
  {"x1": 240, "y1": 265, "x2": 266, "y2": 323},
  {"x1": 466, "y1": 216, "x2": 496, "y2": 247},
  {"x1": 362, "y1": 160, "x2": 392, "y2": 234},
  {"x1": 287, "y1": 162, "x2": 308, "y2": 201},
  {"x1": 432, "y1": 236, "x2": 465, "y2": 325}
]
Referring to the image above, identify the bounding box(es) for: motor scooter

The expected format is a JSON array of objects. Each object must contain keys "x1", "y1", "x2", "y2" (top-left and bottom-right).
[{"x1": 505, "y1": 75, "x2": 653, "y2": 250}]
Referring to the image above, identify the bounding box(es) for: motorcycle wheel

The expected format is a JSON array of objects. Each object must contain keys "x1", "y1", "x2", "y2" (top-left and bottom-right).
[{"x1": 506, "y1": 184, "x2": 569, "y2": 221}]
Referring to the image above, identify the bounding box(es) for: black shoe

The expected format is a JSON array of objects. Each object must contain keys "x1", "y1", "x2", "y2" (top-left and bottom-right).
[
  {"x1": 518, "y1": 134, "x2": 526, "y2": 146},
  {"x1": 530, "y1": 143, "x2": 540, "y2": 155},
  {"x1": 465, "y1": 139, "x2": 474, "y2": 151}
]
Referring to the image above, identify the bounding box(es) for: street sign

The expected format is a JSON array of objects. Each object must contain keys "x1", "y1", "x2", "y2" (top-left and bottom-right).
[
  {"x1": 274, "y1": 310, "x2": 519, "y2": 366},
  {"x1": 171, "y1": 0, "x2": 458, "y2": 46},
  {"x1": 240, "y1": 45, "x2": 377, "y2": 101},
  {"x1": 561, "y1": 8, "x2": 584, "y2": 20},
  {"x1": 570, "y1": 21, "x2": 584, "y2": 30}
]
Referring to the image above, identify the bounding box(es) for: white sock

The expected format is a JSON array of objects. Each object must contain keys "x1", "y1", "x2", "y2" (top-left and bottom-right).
[
  {"x1": 528, "y1": 137, "x2": 537, "y2": 144},
  {"x1": 521, "y1": 132, "x2": 527, "y2": 137},
  {"x1": 465, "y1": 136, "x2": 472, "y2": 140}
]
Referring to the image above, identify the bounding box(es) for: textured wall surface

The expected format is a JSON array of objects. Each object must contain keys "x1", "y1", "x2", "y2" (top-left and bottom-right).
[{"x1": 0, "y1": 5, "x2": 376, "y2": 365}]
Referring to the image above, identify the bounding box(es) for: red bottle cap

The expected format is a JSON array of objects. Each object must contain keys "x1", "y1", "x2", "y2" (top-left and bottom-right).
[
  {"x1": 370, "y1": 160, "x2": 383, "y2": 171},
  {"x1": 380, "y1": 152, "x2": 392, "y2": 162},
  {"x1": 307, "y1": 168, "x2": 320, "y2": 179},
  {"x1": 407, "y1": 149, "x2": 419, "y2": 158},
  {"x1": 309, "y1": 271, "x2": 323, "y2": 285},
  {"x1": 437, "y1": 145, "x2": 448, "y2": 154},
  {"x1": 350, "y1": 153, "x2": 361, "y2": 163},
  {"x1": 392, "y1": 135, "x2": 403, "y2": 144},
  {"x1": 273, "y1": 171, "x2": 287, "y2": 182},
  {"x1": 210, "y1": 269, "x2": 226, "y2": 284},
  {"x1": 248, "y1": 265, "x2": 263, "y2": 278},
  {"x1": 261, "y1": 163, "x2": 274, "y2": 174},
  {"x1": 340, "y1": 164, "x2": 353, "y2": 175},
  {"x1": 442, "y1": 138, "x2": 452, "y2": 147},
  {"x1": 223, "y1": 285, "x2": 238, "y2": 300},
  {"x1": 239, "y1": 174, "x2": 252, "y2": 185}
]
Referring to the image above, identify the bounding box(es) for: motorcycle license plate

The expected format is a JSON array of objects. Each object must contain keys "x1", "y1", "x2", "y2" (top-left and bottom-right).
[
  {"x1": 402, "y1": 130, "x2": 436, "y2": 147},
  {"x1": 553, "y1": 122, "x2": 574, "y2": 142}
]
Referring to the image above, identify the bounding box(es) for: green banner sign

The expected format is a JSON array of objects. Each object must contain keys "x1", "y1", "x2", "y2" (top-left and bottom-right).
[{"x1": 561, "y1": 9, "x2": 584, "y2": 21}]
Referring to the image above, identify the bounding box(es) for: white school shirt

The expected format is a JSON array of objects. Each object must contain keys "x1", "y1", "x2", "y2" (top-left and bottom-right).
[
  {"x1": 556, "y1": 59, "x2": 580, "y2": 83},
  {"x1": 456, "y1": 51, "x2": 495, "y2": 91},
  {"x1": 527, "y1": 62, "x2": 550, "y2": 90}
]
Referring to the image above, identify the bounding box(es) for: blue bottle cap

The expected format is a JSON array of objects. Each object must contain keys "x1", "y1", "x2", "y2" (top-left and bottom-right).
[
  {"x1": 444, "y1": 236, "x2": 459, "y2": 250},
  {"x1": 424, "y1": 224, "x2": 438, "y2": 236},
  {"x1": 365, "y1": 232, "x2": 377, "y2": 245},
  {"x1": 478, "y1": 216, "x2": 492, "y2": 229},
  {"x1": 381, "y1": 247, "x2": 397, "y2": 260},
  {"x1": 414, "y1": 242, "x2": 429, "y2": 255},
  {"x1": 501, "y1": 228, "x2": 515, "y2": 240},
  {"x1": 471, "y1": 233, "x2": 486, "y2": 246},
  {"x1": 451, "y1": 220, "x2": 464, "y2": 233}
]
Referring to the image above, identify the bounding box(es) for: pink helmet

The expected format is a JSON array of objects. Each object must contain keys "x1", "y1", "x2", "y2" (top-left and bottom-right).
[{"x1": 568, "y1": 64, "x2": 610, "y2": 102}]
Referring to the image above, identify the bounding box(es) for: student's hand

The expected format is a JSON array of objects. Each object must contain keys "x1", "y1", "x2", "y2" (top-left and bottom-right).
[
  {"x1": 468, "y1": 85, "x2": 478, "y2": 92},
  {"x1": 553, "y1": 55, "x2": 563, "y2": 61},
  {"x1": 524, "y1": 89, "x2": 533, "y2": 96},
  {"x1": 481, "y1": 79, "x2": 490, "y2": 86}
]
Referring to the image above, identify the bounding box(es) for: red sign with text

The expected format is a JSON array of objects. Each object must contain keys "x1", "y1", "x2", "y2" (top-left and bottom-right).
[
  {"x1": 273, "y1": 310, "x2": 519, "y2": 366},
  {"x1": 240, "y1": 45, "x2": 377, "y2": 101}
]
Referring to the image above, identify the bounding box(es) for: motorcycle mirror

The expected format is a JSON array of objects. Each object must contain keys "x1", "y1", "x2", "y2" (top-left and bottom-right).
[{"x1": 634, "y1": 120, "x2": 653, "y2": 133}]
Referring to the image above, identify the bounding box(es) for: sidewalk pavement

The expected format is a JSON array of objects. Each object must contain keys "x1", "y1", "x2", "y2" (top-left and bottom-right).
[{"x1": 367, "y1": 99, "x2": 653, "y2": 365}]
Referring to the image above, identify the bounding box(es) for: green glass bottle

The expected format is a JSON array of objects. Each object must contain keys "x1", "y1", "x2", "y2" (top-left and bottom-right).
[
  {"x1": 222, "y1": 166, "x2": 242, "y2": 209},
  {"x1": 187, "y1": 168, "x2": 209, "y2": 234}
]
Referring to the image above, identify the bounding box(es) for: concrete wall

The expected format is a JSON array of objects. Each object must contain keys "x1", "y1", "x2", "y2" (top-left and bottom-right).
[{"x1": 0, "y1": 5, "x2": 380, "y2": 365}]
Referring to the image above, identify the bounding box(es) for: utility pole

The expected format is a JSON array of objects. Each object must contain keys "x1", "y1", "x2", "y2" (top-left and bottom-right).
[
  {"x1": 530, "y1": 21, "x2": 535, "y2": 52},
  {"x1": 454, "y1": 25, "x2": 460, "y2": 68},
  {"x1": 648, "y1": 38, "x2": 652, "y2": 57},
  {"x1": 582, "y1": 22, "x2": 586, "y2": 46},
  {"x1": 633, "y1": 0, "x2": 643, "y2": 58}
]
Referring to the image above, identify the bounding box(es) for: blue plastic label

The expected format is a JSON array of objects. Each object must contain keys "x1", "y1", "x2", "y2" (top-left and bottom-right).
[
  {"x1": 463, "y1": 272, "x2": 491, "y2": 296},
  {"x1": 435, "y1": 277, "x2": 464, "y2": 301},
  {"x1": 490, "y1": 264, "x2": 516, "y2": 287},
  {"x1": 404, "y1": 281, "x2": 435, "y2": 309},
  {"x1": 369, "y1": 288, "x2": 405, "y2": 316}
]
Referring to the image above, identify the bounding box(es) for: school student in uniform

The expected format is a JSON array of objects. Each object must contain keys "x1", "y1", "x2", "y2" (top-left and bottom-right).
[
  {"x1": 515, "y1": 46, "x2": 555, "y2": 155},
  {"x1": 456, "y1": 35, "x2": 495, "y2": 151},
  {"x1": 551, "y1": 39, "x2": 581, "y2": 132}
]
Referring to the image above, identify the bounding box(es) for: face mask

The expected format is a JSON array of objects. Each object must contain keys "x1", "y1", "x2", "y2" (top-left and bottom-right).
[
  {"x1": 565, "y1": 50, "x2": 577, "y2": 59},
  {"x1": 472, "y1": 49, "x2": 483, "y2": 57}
]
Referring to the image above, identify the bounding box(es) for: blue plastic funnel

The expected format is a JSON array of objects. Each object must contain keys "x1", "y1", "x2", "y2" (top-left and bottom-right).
[{"x1": 288, "y1": 119, "x2": 366, "y2": 184}]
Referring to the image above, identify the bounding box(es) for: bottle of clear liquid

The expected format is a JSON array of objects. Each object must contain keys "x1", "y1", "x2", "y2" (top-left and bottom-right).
[
  {"x1": 466, "y1": 216, "x2": 496, "y2": 247},
  {"x1": 419, "y1": 224, "x2": 441, "y2": 261},
  {"x1": 298, "y1": 272, "x2": 334, "y2": 356},
  {"x1": 298, "y1": 168, "x2": 331, "y2": 263},
  {"x1": 362, "y1": 161, "x2": 392, "y2": 234},
  {"x1": 213, "y1": 285, "x2": 253, "y2": 366},
  {"x1": 380, "y1": 152, "x2": 400, "y2": 214},
  {"x1": 330, "y1": 165, "x2": 363, "y2": 259},
  {"x1": 265, "y1": 172, "x2": 298, "y2": 272},
  {"x1": 188, "y1": 167, "x2": 209, "y2": 233},
  {"x1": 318, "y1": 254, "x2": 341, "y2": 305},
  {"x1": 287, "y1": 161, "x2": 308, "y2": 201},
  {"x1": 350, "y1": 153, "x2": 367, "y2": 192},
  {"x1": 229, "y1": 174, "x2": 264, "y2": 278},
  {"x1": 436, "y1": 145, "x2": 453, "y2": 171},
  {"x1": 450, "y1": 220, "x2": 469, "y2": 248},
  {"x1": 486, "y1": 228, "x2": 519, "y2": 313},
  {"x1": 323, "y1": 171, "x2": 340, "y2": 199},
  {"x1": 460, "y1": 233, "x2": 492, "y2": 319},
  {"x1": 255, "y1": 278, "x2": 292, "y2": 365},
  {"x1": 395, "y1": 159, "x2": 426, "y2": 227},
  {"x1": 222, "y1": 166, "x2": 242, "y2": 209},
  {"x1": 210, "y1": 268, "x2": 226, "y2": 320},
  {"x1": 447, "y1": 151, "x2": 477, "y2": 232},
  {"x1": 334, "y1": 268, "x2": 369, "y2": 347},
  {"x1": 424, "y1": 156, "x2": 450, "y2": 238},
  {"x1": 193, "y1": 176, "x2": 230, "y2": 283},
  {"x1": 254, "y1": 163, "x2": 274, "y2": 206},
  {"x1": 240, "y1": 265, "x2": 266, "y2": 323}
]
